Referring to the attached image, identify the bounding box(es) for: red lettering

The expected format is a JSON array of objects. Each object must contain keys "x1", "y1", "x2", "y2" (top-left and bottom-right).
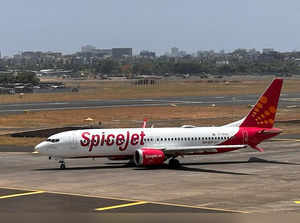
[
  {"x1": 80, "y1": 132, "x2": 90, "y2": 147},
  {"x1": 89, "y1": 134, "x2": 100, "y2": 152},
  {"x1": 106, "y1": 134, "x2": 115, "y2": 146},
  {"x1": 119, "y1": 131, "x2": 130, "y2": 151},
  {"x1": 81, "y1": 131, "x2": 146, "y2": 152},
  {"x1": 140, "y1": 131, "x2": 145, "y2": 145},
  {"x1": 116, "y1": 134, "x2": 125, "y2": 146},
  {"x1": 131, "y1": 133, "x2": 139, "y2": 145}
]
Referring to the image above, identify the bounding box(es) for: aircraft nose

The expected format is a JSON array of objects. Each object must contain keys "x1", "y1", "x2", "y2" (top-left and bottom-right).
[{"x1": 34, "y1": 142, "x2": 46, "y2": 154}]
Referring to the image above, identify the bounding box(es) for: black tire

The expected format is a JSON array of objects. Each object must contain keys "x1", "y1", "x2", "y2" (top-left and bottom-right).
[
  {"x1": 60, "y1": 163, "x2": 66, "y2": 170},
  {"x1": 168, "y1": 159, "x2": 180, "y2": 169}
]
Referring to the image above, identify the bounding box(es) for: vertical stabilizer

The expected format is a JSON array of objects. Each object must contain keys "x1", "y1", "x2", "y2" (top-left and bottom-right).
[{"x1": 240, "y1": 78, "x2": 283, "y2": 128}]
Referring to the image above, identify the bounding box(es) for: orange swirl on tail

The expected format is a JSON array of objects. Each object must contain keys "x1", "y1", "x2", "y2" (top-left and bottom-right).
[{"x1": 240, "y1": 79, "x2": 283, "y2": 128}]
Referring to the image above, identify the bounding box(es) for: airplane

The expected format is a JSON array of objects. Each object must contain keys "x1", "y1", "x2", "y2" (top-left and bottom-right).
[{"x1": 35, "y1": 78, "x2": 283, "y2": 170}]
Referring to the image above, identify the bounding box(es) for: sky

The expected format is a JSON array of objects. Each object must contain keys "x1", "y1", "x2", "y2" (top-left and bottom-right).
[{"x1": 1, "y1": 0, "x2": 300, "y2": 56}]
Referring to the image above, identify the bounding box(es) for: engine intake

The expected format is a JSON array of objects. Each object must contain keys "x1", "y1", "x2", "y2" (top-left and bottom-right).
[{"x1": 134, "y1": 148, "x2": 165, "y2": 166}]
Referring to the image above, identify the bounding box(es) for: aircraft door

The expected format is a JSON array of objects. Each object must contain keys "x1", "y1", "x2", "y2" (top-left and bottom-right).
[{"x1": 70, "y1": 132, "x2": 77, "y2": 149}]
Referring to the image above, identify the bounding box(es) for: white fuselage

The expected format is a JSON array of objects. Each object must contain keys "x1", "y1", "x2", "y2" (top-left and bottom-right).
[{"x1": 36, "y1": 127, "x2": 239, "y2": 159}]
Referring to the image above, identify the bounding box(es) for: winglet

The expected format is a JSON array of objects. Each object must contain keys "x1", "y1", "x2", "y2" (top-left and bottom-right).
[{"x1": 240, "y1": 79, "x2": 283, "y2": 128}]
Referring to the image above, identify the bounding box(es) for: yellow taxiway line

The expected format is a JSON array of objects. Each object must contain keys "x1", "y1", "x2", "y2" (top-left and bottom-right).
[
  {"x1": 0, "y1": 186, "x2": 248, "y2": 213},
  {"x1": 0, "y1": 191, "x2": 45, "y2": 199},
  {"x1": 294, "y1": 201, "x2": 300, "y2": 204},
  {"x1": 148, "y1": 201, "x2": 249, "y2": 214},
  {"x1": 95, "y1": 201, "x2": 148, "y2": 211}
]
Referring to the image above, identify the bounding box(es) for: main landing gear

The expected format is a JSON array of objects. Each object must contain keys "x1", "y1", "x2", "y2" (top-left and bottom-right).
[
  {"x1": 168, "y1": 158, "x2": 181, "y2": 169},
  {"x1": 59, "y1": 160, "x2": 66, "y2": 170},
  {"x1": 127, "y1": 158, "x2": 136, "y2": 167}
]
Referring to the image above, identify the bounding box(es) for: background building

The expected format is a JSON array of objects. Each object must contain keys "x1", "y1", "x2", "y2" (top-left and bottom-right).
[
  {"x1": 81, "y1": 45, "x2": 97, "y2": 53},
  {"x1": 171, "y1": 47, "x2": 179, "y2": 57},
  {"x1": 112, "y1": 48, "x2": 132, "y2": 59},
  {"x1": 139, "y1": 50, "x2": 156, "y2": 58}
]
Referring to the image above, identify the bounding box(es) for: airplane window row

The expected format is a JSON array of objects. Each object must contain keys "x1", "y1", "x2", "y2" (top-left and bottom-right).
[
  {"x1": 144, "y1": 136, "x2": 230, "y2": 142},
  {"x1": 46, "y1": 139, "x2": 60, "y2": 143}
]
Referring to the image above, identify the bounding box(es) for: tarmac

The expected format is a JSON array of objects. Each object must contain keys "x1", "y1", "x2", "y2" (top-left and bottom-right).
[
  {"x1": 0, "y1": 93, "x2": 300, "y2": 114},
  {"x1": 0, "y1": 139, "x2": 300, "y2": 213}
]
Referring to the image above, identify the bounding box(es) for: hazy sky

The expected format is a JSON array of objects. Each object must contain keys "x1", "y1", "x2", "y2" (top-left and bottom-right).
[{"x1": 1, "y1": 0, "x2": 300, "y2": 56}]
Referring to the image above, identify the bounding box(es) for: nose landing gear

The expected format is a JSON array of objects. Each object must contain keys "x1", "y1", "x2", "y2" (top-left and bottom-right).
[{"x1": 59, "y1": 160, "x2": 66, "y2": 170}]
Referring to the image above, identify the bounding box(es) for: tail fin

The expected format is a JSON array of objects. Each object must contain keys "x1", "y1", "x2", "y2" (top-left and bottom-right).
[{"x1": 240, "y1": 78, "x2": 283, "y2": 128}]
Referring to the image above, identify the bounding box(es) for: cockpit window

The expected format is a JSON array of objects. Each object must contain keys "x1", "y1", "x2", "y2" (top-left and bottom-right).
[{"x1": 46, "y1": 138, "x2": 60, "y2": 143}]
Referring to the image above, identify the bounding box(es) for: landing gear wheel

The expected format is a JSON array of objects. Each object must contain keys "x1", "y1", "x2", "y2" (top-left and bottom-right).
[
  {"x1": 127, "y1": 158, "x2": 136, "y2": 166},
  {"x1": 168, "y1": 159, "x2": 180, "y2": 169},
  {"x1": 59, "y1": 160, "x2": 66, "y2": 170},
  {"x1": 60, "y1": 163, "x2": 66, "y2": 170}
]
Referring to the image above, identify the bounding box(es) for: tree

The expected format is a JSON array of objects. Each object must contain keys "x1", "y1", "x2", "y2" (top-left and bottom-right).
[
  {"x1": 16, "y1": 71, "x2": 40, "y2": 85},
  {"x1": 101, "y1": 60, "x2": 116, "y2": 74},
  {"x1": 0, "y1": 73, "x2": 15, "y2": 84}
]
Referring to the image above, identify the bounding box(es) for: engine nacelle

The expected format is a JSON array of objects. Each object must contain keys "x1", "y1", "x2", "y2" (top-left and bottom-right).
[{"x1": 134, "y1": 148, "x2": 165, "y2": 166}]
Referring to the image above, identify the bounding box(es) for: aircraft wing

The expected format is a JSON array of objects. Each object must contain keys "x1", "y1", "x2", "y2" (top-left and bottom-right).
[{"x1": 162, "y1": 145, "x2": 248, "y2": 155}]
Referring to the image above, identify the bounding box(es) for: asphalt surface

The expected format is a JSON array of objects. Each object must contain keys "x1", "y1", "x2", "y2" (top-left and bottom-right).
[
  {"x1": 0, "y1": 146, "x2": 34, "y2": 152},
  {"x1": 0, "y1": 93, "x2": 300, "y2": 114},
  {"x1": 0, "y1": 139, "x2": 300, "y2": 213},
  {"x1": 0, "y1": 188, "x2": 228, "y2": 213}
]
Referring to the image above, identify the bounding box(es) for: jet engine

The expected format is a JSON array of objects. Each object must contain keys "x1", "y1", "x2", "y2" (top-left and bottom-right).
[{"x1": 134, "y1": 148, "x2": 165, "y2": 166}]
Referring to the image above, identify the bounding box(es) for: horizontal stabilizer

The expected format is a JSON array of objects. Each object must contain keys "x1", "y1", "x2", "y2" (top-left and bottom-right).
[{"x1": 250, "y1": 145, "x2": 264, "y2": 152}]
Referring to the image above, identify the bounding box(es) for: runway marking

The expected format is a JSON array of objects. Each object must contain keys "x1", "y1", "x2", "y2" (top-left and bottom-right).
[
  {"x1": 148, "y1": 201, "x2": 249, "y2": 214},
  {"x1": 0, "y1": 103, "x2": 173, "y2": 113},
  {"x1": 0, "y1": 186, "x2": 248, "y2": 213},
  {"x1": 95, "y1": 201, "x2": 148, "y2": 211},
  {"x1": 0, "y1": 186, "x2": 140, "y2": 203},
  {"x1": 0, "y1": 191, "x2": 45, "y2": 199}
]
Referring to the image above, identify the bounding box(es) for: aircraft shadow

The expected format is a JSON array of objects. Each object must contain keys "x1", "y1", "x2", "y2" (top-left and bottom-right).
[
  {"x1": 34, "y1": 157, "x2": 299, "y2": 173},
  {"x1": 134, "y1": 164, "x2": 252, "y2": 175},
  {"x1": 181, "y1": 157, "x2": 300, "y2": 166},
  {"x1": 34, "y1": 163, "x2": 134, "y2": 171},
  {"x1": 174, "y1": 166, "x2": 251, "y2": 175}
]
